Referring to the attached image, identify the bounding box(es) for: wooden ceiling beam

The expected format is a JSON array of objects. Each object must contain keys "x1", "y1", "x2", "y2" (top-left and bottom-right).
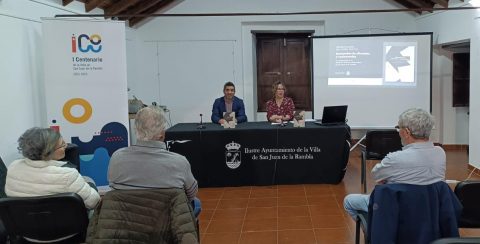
[
  {"x1": 105, "y1": 0, "x2": 141, "y2": 17},
  {"x1": 85, "y1": 0, "x2": 103, "y2": 12},
  {"x1": 392, "y1": 0, "x2": 424, "y2": 14},
  {"x1": 62, "y1": 0, "x2": 74, "y2": 6},
  {"x1": 403, "y1": 0, "x2": 434, "y2": 8},
  {"x1": 128, "y1": 0, "x2": 175, "y2": 27},
  {"x1": 431, "y1": 0, "x2": 449, "y2": 8},
  {"x1": 118, "y1": 0, "x2": 162, "y2": 21}
]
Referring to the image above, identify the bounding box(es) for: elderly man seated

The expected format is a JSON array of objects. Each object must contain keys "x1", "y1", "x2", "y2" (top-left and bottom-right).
[
  {"x1": 343, "y1": 108, "x2": 446, "y2": 219},
  {"x1": 109, "y1": 106, "x2": 200, "y2": 213}
]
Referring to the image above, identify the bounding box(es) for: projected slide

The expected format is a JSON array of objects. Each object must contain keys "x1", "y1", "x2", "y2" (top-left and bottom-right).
[
  {"x1": 312, "y1": 33, "x2": 431, "y2": 128},
  {"x1": 328, "y1": 39, "x2": 417, "y2": 86},
  {"x1": 384, "y1": 43, "x2": 415, "y2": 84}
]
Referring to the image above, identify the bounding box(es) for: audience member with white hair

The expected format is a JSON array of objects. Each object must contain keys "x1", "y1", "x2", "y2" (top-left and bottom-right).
[
  {"x1": 5, "y1": 127, "x2": 100, "y2": 209},
  {"x1": 343, "y1": 108, "x2": 446, "y2": 219},
  {"x1": 108, "y1": 106, "x2": 198, "y2": 202}
]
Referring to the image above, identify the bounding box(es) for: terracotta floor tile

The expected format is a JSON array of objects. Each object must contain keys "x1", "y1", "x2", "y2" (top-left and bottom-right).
[
  {"x1": 461, "y1": 228, "x2": 480, "y2": 236},
  {"x1": 307, "y1": 195, "x2": 338, "y2": 206},
  {"x1": 206, "y1": 219, "x2": 243, "y2": 233},
  {"x1": 305, "y1": 185, "x2": 333, "y2": 196},
  {"x1": 311, "y1": 215, "x2": 348, "y2": 229},
  {"x1": 217, "y1": 198, "x2": 249, "y2": 209},
  {"x1": 309, "y1": 204, "x2": 343, "y2": 216},
  {"x1": 222, "y1": 190, "x2": 251, "y2": 199},
  {"x1": 223, "y1": 186, "x2": 252, "y2": 191},
  {"x1": 198, "y1": 189, "x2": 224, "y2": 200},
  {"x1": 240, "y1": 231, "x2": 277, "y2": 244},
  {"x1": 314, "y1": 228, "x2": 353, "y2": 243},
  {"x1": 278, "y1": 216, "x2": 313, "y2": 230},
  {"x1": 248, "y1": 197, "x2": 277, "y2": 207},
  {"x1": 278, "y1": 188, "x2": 306, "y2": 197},
  {"x1": 277, "y1": 184, "x2": 305, "y2": 189},
  {"x1": 242, "y1": 218, "x2": 278, "y2": 232},
  {"x1": 199, "y1": 209, "x2": 215, "y2": 222},
  {"x1": 278, "y1": 196, "x2": 308, "y2": 206},
  {"x1": 202, "y1": 199, "x2": 219, "y2": 210},
  {"x1": 278, "y1": 229, "x2": 316, "y2": 244},
  {"x1": 202, "y1": 232, "x2": 240, "y2": 244},
  {"x1": 245, "y1": 207, "x2": 277, "y2": 219},
  {"x1": 252, "y1": 185, "x2": 278, "y2": 189},
  {"x1": 212, "y1": 208, "x2": 246, "y2": 220},
  {"x1": 278, "y1": 206, "x2": 310, "y2": 217},
  {"x1": 250, "y1": 188, "x2": 277, "y2": 198},
  {"x1": 199, "y1": 220, "x2": 209, "y2": 234}
]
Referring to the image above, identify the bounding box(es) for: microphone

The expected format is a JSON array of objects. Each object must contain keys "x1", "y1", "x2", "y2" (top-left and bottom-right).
[{"x1": 197, "y1": 113, "x2": 206, "y2": 129}]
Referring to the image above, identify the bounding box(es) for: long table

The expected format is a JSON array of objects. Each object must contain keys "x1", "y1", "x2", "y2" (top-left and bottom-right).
[{"x1": 165, "y1": 122, "x2": 350, "y2": 187}]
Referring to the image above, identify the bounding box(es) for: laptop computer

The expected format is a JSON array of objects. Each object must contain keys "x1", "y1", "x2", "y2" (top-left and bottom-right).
[{"x1": 315, "y1": 105, "x2": 348, "y2": 125}]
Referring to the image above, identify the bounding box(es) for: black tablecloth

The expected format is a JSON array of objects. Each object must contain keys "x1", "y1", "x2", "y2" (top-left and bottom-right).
[{"x1": 165, "y1": 122, "x2": 351, "y2": 187}]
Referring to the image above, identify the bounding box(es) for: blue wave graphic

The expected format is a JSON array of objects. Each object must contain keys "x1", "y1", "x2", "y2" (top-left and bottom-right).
[
  {"x1": 72, "y1": 121, "x2": 128, "y2": 156},
  {"x1": 80, "y1": 147, "x2": 110, "y2": 186}
]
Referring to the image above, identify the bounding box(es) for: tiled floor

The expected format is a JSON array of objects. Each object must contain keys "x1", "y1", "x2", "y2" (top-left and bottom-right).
[{"x1": 197, "y1": 148, "x2": 480, "y2": 244}]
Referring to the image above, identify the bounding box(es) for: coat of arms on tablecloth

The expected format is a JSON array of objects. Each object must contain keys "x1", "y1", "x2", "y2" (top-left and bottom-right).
[{"x1": 225, "y1": 141, "x2": 241, "y2": 169}]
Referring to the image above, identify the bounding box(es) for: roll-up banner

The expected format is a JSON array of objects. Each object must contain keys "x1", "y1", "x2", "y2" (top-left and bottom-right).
[{"x1": 43, "y1": 19, "x2": 128, "y2": 187}]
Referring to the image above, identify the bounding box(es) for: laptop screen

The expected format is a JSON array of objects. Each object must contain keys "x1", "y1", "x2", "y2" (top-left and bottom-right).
[{"x1": 321, "y1": 105, "x2": 348, "y2": 124}]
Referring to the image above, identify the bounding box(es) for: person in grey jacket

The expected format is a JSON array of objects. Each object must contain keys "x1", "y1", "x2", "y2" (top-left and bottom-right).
[
  {"x1": 109, "y1": 106, "x2": 198, "y2": 201},
  {"x1": 343, "y1": 108, "x2": 446, "y2": 219}
]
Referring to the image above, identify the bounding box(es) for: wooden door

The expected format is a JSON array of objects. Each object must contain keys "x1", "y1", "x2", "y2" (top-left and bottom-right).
[{"x1": 256, "y1": 33, "x2": 312, "y2": 112}]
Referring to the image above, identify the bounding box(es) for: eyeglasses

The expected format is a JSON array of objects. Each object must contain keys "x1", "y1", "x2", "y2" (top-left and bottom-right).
[
  {"x1": 395, "y1": 125, "x2": 401, "y2": 132},
  {"x1": 55, "y1": 141, "x2": 67, "y2": 151}
]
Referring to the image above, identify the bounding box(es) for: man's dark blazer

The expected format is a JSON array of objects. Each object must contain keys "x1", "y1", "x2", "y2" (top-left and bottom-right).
[{"x1": 211, "y1": 96, "x2": 247, "y2": 124}]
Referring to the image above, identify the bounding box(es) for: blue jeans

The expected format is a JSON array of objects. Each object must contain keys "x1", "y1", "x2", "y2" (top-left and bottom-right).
[
  {"x1": 191, "y1": 198, "x2": 201, "y2": 217},
  {"x1": 343, "y1": 194, "x2": 370, "y2": 220}
]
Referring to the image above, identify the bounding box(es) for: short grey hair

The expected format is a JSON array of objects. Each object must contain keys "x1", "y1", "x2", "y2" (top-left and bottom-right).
[
  {"x1": 135, "y1": 106, "x2": 167, "y2": 141},
  {"x1": 398, "y1": 108, "x2": 435, "y2": 139},
  {"x1": 18, "y1": 127, "x2": 61, "y2": 160}
]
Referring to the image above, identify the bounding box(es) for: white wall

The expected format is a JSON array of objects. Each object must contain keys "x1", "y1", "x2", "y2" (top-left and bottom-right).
[
  {"x1": 416, "y1": 1, "x2": 480, "y2": 167},
  {"x1": 0, "y1": 0, "x2": 103, "y2": 165},
  {"x1": 128, "y1": 0, "x2": 417, "y2": 126}
]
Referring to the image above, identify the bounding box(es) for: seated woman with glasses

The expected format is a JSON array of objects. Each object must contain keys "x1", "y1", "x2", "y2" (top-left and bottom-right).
[
  {"x1": 266, "y1": 81, "x2": 296, "y2": 123},
  {"x1": 5, "y1": 127, "x2": 100, "y2": 209}
]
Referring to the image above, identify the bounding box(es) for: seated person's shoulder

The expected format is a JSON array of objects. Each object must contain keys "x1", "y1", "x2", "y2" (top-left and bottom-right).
[{"x1": 164, "y1": 150, "x2": 189, "y2": 163}]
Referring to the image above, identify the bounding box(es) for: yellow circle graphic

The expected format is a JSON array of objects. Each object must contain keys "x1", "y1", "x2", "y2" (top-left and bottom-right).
[{"x1": 63, "y1": 98, "x2": 93, "y2": 124}]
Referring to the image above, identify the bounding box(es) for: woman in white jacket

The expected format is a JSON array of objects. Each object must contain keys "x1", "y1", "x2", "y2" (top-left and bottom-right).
[{"x1": 5, "y1": 127, "x2": 100, "y2": 209}]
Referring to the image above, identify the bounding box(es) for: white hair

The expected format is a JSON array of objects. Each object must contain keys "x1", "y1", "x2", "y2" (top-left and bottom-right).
[
  {"x1": 134, "y1": 106, "x2": 167, "y2": 141},
  {"x1": 398, "y1": 108, "x2": 435, "y2": 139}
]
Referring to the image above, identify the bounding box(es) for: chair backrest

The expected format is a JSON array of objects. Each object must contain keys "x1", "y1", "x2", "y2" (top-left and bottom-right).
[
  {"x1": 61, "y1": 143, "x2": 80, "y2": 171},
  {"x1": 454, "y1": 181, "x2": 480, "y2": 228},
  {"x1": 0, "y1": 192, "x2": 88, "y2": 242},
  {"x1": 368, "y1": 182, "x2": 462, "y2": 244},
  {"x1": 0, "y1": 156, "x2": 7, "y2": 198},
  {"x1": 365, "y1": 130, "x2": 402, "y2": 160}
]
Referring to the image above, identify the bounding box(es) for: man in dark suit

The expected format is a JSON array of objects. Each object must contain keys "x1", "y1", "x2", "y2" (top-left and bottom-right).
[{"x1": 211, "y1": 81, "x2": 247, "y2": 124}]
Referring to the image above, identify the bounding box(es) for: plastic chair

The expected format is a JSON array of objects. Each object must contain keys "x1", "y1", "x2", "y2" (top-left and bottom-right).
[
  {"x1": 355, "y1": 210, "x2": 369, "y2": 244},
  {"x1": 360, "y1": 130, "x2": 402, "y2": 193},
  {"x1": 0, "y1": 156, "x2": 7, "y2": 243},
  {"x1": 0, "y1": 193, "x2": 89, "y2": 243},
  {"x1": 60, "y1": 143, "x2": 80, "y2": 171},
  {"x1": 454, "y1": 180, "x2": 480, "y2": 228}
]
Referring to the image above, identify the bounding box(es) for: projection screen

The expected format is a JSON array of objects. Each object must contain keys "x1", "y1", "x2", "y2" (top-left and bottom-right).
[{"x1": 312, "y1": 33, "x2": 432, "y2": 128}]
